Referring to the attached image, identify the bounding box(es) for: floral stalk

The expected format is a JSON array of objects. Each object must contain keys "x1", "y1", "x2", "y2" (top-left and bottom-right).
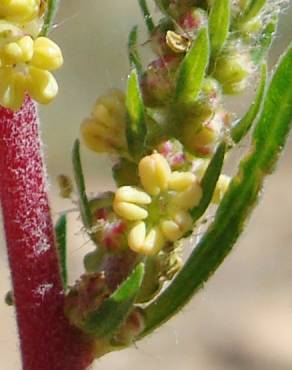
[{"x1": 0, "y1": 97, "x2": 94, "y2": 370}]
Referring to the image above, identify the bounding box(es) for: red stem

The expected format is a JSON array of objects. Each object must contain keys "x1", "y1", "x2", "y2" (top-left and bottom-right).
[{"x1": 0, "y1": 97, "x2": 94, "y2": 370}]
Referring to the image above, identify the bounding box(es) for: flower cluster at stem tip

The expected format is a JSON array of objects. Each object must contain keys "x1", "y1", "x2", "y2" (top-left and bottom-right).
[
  {"x1": 60, "y1": 0, "x2": 284, "y2": 352},
  {"x1": 114, "y1": 153, "x2": 202, "y2": 255},
  {"x1": 77, "y1": 0, "x2": 279, "y2": 261},
  {"x1": 0, "y1": 0, "x2": 63, "y2": 110}
]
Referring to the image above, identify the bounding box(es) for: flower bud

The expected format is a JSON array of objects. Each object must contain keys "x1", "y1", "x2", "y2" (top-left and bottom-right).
[
  {"x1": 65, "y1": 272, "x2": 110, "y2": 330},
  {"x1": 181, "y1": 109, "x2": 229, "y2": 157},
  {"x1": 157, "y1": 139, "x2": 188, "y2": 170},
  {"x1": 141, "y1": 55, "x2": 181, "y2": 106},
  {"x1": 81, "y1": 89, "x2": 127, "y2": 154},
  {"x1": 189, "y1": 77, "x2": 222, "y2": 120},
  {"x1": 238, "y1": 17, "x2": 263, "y2": 40},
  {"x1": 89, "y1": 193, "x2": 129, "y2": 252},
  {"x1": 212, "y1": 51, "x2": 253, "y2": 94},
  {"x1": 113, "y1": 307, "x2": 145, "y2": 346},
  {"x1": 177, "y1": 7, "x2": 207, "y2": 36},
  {"x1": 167, "y1": 0, "x2": 203, "y2": 18}
]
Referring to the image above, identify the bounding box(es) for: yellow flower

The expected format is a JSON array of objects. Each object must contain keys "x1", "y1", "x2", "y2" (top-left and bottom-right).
[
  {"x1": 81, "y1": 89, "x2": 128, "y2": 154},
  {"x1": 113, "y1": 153, "x2": 202, "y2": 255},
  {"x1": 0, "y1": 0, "x2": 40, "y2": 23},
  {"x1": 0, "y1": 35, "x2": 63, "y2": 110}
]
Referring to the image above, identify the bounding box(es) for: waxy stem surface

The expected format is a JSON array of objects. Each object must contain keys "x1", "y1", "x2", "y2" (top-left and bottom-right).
[{"x1": 0, "y1": 97, "x2": 94, "y2": 370}]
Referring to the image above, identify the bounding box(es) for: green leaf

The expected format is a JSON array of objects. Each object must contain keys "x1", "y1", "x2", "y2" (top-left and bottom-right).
[
  {"x1": 253, "y1": 45, "x2": 292, "y2": 171},
  {"x1": 174, "y1": 28, "x2": 209, "y2": 107},
  {"x1": 209, "y1": 0, "x2": 231, "y2": 57},
  {"x1": 191, "y1": 142, "x2": 226, "y2": 221},
  {"x1": 240, "y1": 0, "x2": 267, "y2": 23},
  {"x1": 232, "y1": 63, "x2": 267, "y2": 143},
  {"x1": 138, "y1": 0, "x2": 155, "y2": 33},
  {"x1": 41, "y1": 0, "x2": 60, "y2": 36},
  {"x1": 55, "y1": 214, "x2": 67, "y2": 290},
  {"x1": 126, "y1": 69, "x2": 147, "y2": 159},
  {"x1": 128, "y1": 26, "x2": 142, "y2": 75},
  {"x1": 250, "y1": 15, "x2": 278, "y2": 65},
  {"x1": 83, "y1": 263, "x2": 145, "y2": 338},
  {"x1": 72, "y1": 140, "x2": 92, "y2": 230},
  {"x1": 140, "y1": 46, "x2": 292, "y2": 338}
]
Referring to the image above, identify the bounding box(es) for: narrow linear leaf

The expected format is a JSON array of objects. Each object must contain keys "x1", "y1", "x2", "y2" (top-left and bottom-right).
[
  {"x1": 174, "y1": 28, "x2": 209, "y2": 106},
  {"x1": 41, "y1": 0, "x2": 60, "y2": 36},
  {"x1": 240, "y1": 0, "x2": 267, "y2": 23},
  {"x1": 55, "y1": 214, "x2": 67, "y2": 290},
  {"x1": 209, "y1": 0, "x2": 231, "y2": 57},
  {"x1": 128, "y1": 26, "x2": 143, "y2": 75},
  {"x1": 140, "y1": 46, "x2": 292, "y2": 338},
  {"x1": 72, "y1": 140, "x2": 92, "y2": 229},
  {"x1": 253, "y1": 45, "x2": 292, "y2": 170},
  {"x1": 83, "y1": 263, "x2": 145, "y2": 338},
  {"x1": 126, "y1": 69, "x2": 147, "y2": 158},
  {"x1": 138, "y1": 0, "x2": 155, "y2": 33},
  {"x1": 232, "y1": 63, "x2": 267, "y2": 143},
  {"x1": 251, "y1": 15, "x2": 278, "y2": 65},
  {"x1": 191, "y1": 142, "x2": 226, "y2": 221}
]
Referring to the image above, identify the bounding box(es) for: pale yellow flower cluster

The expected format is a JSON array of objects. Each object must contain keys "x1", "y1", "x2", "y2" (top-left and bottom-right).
[
  {"x1": 0, "y1": 0, "x2": 63, "y2": 110},
  {"x1": 81, "y1": 89, "x2": 128, "y2": 154},
  {"x1": 113, "y1": 153, "x2": 203, "y2": 256}
]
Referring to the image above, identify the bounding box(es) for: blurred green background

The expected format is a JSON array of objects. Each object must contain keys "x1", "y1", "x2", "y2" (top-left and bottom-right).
[{"x1": 0, "y1": 1, "x2": 291, "y2": 369}]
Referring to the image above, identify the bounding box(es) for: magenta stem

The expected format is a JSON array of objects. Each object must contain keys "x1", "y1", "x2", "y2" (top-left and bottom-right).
[{"x1": 0, "y1": 97, "x2": 94, "y2": 370}]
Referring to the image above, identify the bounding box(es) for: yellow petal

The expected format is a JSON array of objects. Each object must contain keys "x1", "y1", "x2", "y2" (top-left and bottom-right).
[
  {"x1": 27, "y1": 67, "x2": 58, "y2": 104},
  {"x1": 155, "y1": 153, "x2": 171, "y2": 191},
  {"x1": 139, "y1": 153, "x2": 171, "y2": 195},
  {"x1": 115, "y1": 186, "x2": 151, "y2": 204},
  {"x1": 160, "y1": 220, "x2": 181, "y2": 241},
  {"x1": 128, "y1": 221, "x2": 146, "y2": 253},
  {"x1": 143, "y1": 227, "x2": 165, "y2": 255},
  {"x1": 171, "y1": 180, "x2": 202, "y2": 210},
  {"x1": 168, "y1": 171, "x2": 196, "y2": 191},
  {"x1": 3, "y1": 42, "x2": 22, "y2": 64},
  {"x1": 18, "y1": 35, "x2": 34, "y2": 62},
  {"x1": 113, "y1": 201, "x2": 148, "y2": 221},
  {"x1": 0, "y1": 0, "x2": 40, "y2": 22},
  {"x1": 172, "y1": 210, "x2": 192, "y2": 234},
  {"x1": 31, "y1": 37, "x2": 63, "y2": 71},
  {"x1": 0, "y1": 68, "x2": 25, "y2": 111}
]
